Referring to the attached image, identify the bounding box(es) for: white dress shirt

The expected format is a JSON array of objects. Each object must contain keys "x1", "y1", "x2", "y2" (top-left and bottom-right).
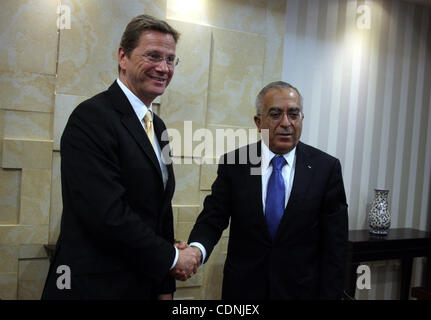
[
  {"x1": 191, "y1": 140, "x2": 297, "y2": 265},
  {"x1": 116, "y1": 79, "x2": 177, "y2": 269}
]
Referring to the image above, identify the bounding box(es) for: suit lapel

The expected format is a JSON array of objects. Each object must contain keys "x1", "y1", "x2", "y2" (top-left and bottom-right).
[
  {"x1": 286, "y1": 141, "x2": 314, "y2": 207},
  {"x1": 247, "y1": 142, "x2": 263, "y2": 213},
  {"x1": 108, "y1": 82, "x2": 163, "y2": 180},
  {"x1": 246, "y1": 142, "x2": 273, "y2": 241},
  {"x1": 275, "y1": 142, "x2": 314, "y2": 239},
  {"x1": 153, "y1": 114, "x2": 175, "y2": 200}
]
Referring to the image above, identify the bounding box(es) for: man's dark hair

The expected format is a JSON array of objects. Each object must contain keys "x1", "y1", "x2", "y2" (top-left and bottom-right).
[{"x1": 118, "y1": 15, "x2": 180, "y2": 72}]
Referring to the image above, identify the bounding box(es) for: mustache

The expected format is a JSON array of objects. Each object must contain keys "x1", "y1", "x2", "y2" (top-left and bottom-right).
[{"x1": 275, "y1": 129, "x2": 294, "y2": 135}]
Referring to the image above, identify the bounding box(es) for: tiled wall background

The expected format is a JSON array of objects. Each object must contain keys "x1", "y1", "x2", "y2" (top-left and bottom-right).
[
  {"x1": 1, "y1": 0, "x2": 430, "y2": 300},
  {"x1": 0, "y1": 0, "x2": 285, "y2": 300}
]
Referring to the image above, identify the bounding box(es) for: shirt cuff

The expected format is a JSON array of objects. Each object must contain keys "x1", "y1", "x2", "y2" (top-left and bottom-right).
[
  {"x1": 189, "y1": 242, "x2": 207, "y2": 266},
  {"x1": 170, "y1": 246, "x2": 179, "y2": 270}
]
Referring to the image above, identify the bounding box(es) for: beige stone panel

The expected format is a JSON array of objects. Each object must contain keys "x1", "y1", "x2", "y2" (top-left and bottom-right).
[
  {"x1": 0, "y1": 272, "x2": 18, "y2": 300},
  {"x1": 19, "y1": 245, "x2": 48, "y2": 259},
  {"x1": 160, "y1": 20, "x2": 211, "y2": 157},
  {"x1": 49, "y1": 152, "x2": 62, "y2": 244},
  {"x1": 2, "y1": 139, "x2": 53, "y2": 169},
  {"x1": 0, "y1": 245, "x2": 19, "y2": 273},
  {"x1": 177, "y1": 206, "x2": 200, "y2": 223},
  {"x1": 20, "y1": 169, "x2": 51, "y2": 225},
  {"x1": 207, "y1": 0, "x2": 267, "y2": 35},
  {"x1": 175, "y1": 222, "x2": 194, "y2": 242},
  {"x1": 0, "y1": 71, "x2": 55, "y2": 113},
  {"x1": 263, "y1": 0, "x2": 287, "y2": 84},
  {"x1": 0, "y1": 109, "x2": 4, "y2": 133},
  {"x1": 167, "y1": 0, "x2": 266, "y2": 35},
  {"x1": 171, "y1": 206, "x2": 179, "y2": 238},
  {"x1": 0, "y1": 169, "x2": 21, "y2": 224},
  {"x1": 172, "y1": 159, "x2": 200, "y2": 206},
  {"x1": 53, "y1": 94, "x2": 88, "y2": 150},
  {"x1": 18, "y1": 259, "x2": 50, "y2": 300},
  {"x1": 219, "y1": 235, "x2": 229, "y2": 253},
  {"x1": 200, "y1": 162, "x2": 218, "y2": 191},
  {"x1": 174, "y1": 286, "x2": 203, "y2": 300},
  {"x1": 167, "y1": 123, "x2": 218, "y2": 161},
  {"x1": 56, "y1": 0, "x2": 166, "y2": 97},
  {"x1": 3, "y1": 111, "x2": 52, "y2": 141},
  {"x1": 0, "y1": 0, "x2": 57, "y2": 74},
  {"x1": 18, "y1": 259, "x2": 49, "y2": 281},
  {"x1": 207, "y1": 28, "x2": 265, "y2": 127},
  {"x1": 205, "y1": 124, "x2": 259, "y2": 160},
  {"x1": 0, "y1": 225, "x2": 49, "y2": 245}
]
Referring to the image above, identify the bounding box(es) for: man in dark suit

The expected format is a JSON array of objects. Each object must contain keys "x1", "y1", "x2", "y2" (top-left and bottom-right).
[
  {"x1": 188, "y1": 81, "x2": 348, "y2": 299},
  {"x1": 42, "y1": 15, "x2": 199, "y2": 300}
]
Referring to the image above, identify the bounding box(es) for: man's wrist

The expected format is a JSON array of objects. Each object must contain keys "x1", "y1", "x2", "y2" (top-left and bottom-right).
[
  {"x1": 191, "y1": 246, "x2": 202, "y2": 262},
  {"x1": 189, "y1": 242, "x2": 206, "y2": 265}
]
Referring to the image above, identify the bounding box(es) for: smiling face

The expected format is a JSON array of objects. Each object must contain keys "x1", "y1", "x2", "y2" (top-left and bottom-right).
[
  {"x1": 118, "y1": 30, "x2": 176, "y2": 106},
  {"x1": 254, "y1": 87, "x2": 303, "y2": 154}
]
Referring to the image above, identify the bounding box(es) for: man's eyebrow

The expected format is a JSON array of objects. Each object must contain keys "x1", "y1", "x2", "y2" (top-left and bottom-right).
[
  {"x1": 144, "y1": 50, "x2": 176, "y2": 56},
  {"x1": 268, "y1": 107, "x2": 282, "y2": 112},
  {"x1": 268, "y1": 106, "x2": 300, "y2": 112},
  {"x1": 288, "y1": 107, "x2": 301, "y2": 112}
]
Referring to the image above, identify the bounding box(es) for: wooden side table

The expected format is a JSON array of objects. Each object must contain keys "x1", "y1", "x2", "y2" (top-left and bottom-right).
[{"x1": 345, "y1": 228, "x2": 431, "y2": 300}]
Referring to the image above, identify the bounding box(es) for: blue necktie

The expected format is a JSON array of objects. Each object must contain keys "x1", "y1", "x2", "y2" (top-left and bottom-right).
[{"x1": 265, "y1": 156, "x2": 286, "y2": 240}]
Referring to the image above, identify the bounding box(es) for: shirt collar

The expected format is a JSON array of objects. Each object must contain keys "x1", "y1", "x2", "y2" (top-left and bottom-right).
[
  {"x1": 261, "y1": 140, "x2": 296, "y2": 172},
  {"x1": 116, "y1": 78, "x2": 153, "y2": 120}
]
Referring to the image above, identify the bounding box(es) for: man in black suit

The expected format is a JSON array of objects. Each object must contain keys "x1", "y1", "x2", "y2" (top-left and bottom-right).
[
  {"x1": 42, "y1": 15, "x2": 199, "y2": 300},
  {"x1": 187, "y1": 81, "x2": 348, "y2": 299}
]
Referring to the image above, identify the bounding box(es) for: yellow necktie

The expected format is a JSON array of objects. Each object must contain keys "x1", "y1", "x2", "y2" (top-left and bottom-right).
[{"x1": 143, "y1": 110, "x2": 154, "y2": 148}]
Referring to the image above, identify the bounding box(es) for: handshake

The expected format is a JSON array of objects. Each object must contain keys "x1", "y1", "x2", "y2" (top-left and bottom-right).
[{"x1": 170, "y1": 241, "x2": 202, "y2": 281}]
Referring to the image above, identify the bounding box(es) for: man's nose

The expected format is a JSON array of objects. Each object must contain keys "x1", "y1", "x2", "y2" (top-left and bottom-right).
[
  {"x1": 155, "y1": 59, "x2": 169, "y2": 73},
  {"x1": 279, "y1": 112, "x2": 292, "y2": 128}
]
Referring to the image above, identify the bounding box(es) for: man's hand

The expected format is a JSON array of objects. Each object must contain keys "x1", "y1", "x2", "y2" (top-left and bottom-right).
[
  {"x1": 170, "y1": 242, "x2": 200, "y2": 281},
  {"x1": 175, "y1": 241, "x2": 189, "y2": 250},
  {"x1": 157, "y1": 293, "x2": 173, "y2": 300},
  {"x1": 171, "y1": 241, "x2": 189, "y2": 281},
  {"x1": 190, "y1": 246, "x2": 202, "y2": 264}
]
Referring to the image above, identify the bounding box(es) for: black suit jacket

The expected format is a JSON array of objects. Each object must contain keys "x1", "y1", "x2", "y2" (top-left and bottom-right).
[
  {"x1": 188, "y1": 141, "x2": 348, "y2": 300},
  {"x1": 42, "y1": 81, "x2": 176, "y2": 299}
]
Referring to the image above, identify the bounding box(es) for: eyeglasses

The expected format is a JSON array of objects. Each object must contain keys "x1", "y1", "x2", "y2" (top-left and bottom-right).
[
  {"x1": 141, "y1": 52, "x2": 180, "y2": 67},
  {"x1": 265, "y1": 110, "x2": 303, "y2": 123}
]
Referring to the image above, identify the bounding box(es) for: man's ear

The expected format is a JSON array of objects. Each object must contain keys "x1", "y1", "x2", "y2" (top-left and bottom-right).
[
  {"x1": 254, "y1": 115, "x2": 262, "y2": 132},
  {"x1": 118, "y1": 47, "x2": 127, "y2": 72}
]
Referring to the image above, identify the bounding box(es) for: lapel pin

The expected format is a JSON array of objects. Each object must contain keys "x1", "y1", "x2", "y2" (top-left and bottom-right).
[{"x1": 307, "y1": 165, "x2": 312, "y2": 169}]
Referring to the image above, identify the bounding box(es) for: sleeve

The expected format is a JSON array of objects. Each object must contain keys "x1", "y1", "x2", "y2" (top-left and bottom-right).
[
  {"x1": 60, "y1": 102, "x2": 176, "y2": 284},
  {"x1": 156, "y1": 205, "x2": 177, "y2": 295},
  {"x1": 319, "y1": 159, "x2": 349, "y2": 300},
  {"x1": 156, "y1": 246, "x2": 177, "y2": 295},
  {"x1": 188, "y1": 156, "x2": 232, "y2": 262}
]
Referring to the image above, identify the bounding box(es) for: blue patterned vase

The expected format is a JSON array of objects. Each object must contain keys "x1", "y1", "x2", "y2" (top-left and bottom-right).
[{"x1": 368, "y1": 189, "x2": 391, "y2": 235}]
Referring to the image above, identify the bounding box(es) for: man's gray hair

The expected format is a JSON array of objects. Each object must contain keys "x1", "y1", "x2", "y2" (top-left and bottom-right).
[{"x1": 255, "y1": 81, "x2": 303, "y2": 115}]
